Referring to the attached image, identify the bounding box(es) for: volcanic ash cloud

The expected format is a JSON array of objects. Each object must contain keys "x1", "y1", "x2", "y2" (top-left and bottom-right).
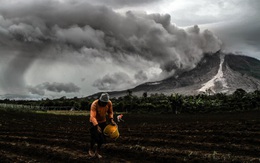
[{"x1": 0, "y1": 0, "x2": 222, "y2": 94}]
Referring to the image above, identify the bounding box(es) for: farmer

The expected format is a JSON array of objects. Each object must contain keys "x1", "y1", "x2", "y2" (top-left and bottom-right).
[
  {"x1": 88, "y1": 92, "x2": 116, "y2": 158},
  {"x1": 117, "y1": 114, "x2": 124, "y2": 123}
]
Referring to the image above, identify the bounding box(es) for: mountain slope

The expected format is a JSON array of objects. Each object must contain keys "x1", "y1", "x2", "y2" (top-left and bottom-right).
[
  {"x1": 90, "y1": 52, "x2": 260, "y2": 98},
  {"x1": 224, "y1": 54, "x2": 260, "y2": 79},
  {"x1": 222, "y1": 54, "x2": 260, "y2": 93},
  {"x1": 132, "y1": 53, "x2": 221, "y2": 95}
]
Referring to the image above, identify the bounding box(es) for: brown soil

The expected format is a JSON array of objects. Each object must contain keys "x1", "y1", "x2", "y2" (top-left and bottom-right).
[{"x1": 0, "y1": 111, "x2": 259, "y2": 162}]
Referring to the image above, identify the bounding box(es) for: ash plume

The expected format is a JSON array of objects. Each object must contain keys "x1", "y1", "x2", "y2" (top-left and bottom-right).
[
  {"x1": 93, "y1": 72, "x2": 133, "y2": 90},
  {"x1": 0, "y1": 0, "x2": 222, "y2": 94},
  {"x1": 28, "y1": 82, "x2": 80, "y2": 96}
]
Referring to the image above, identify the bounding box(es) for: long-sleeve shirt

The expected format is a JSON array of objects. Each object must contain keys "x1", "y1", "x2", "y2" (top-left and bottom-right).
[{"x1": 89, "y1": 99, "x2": 113, "y2": 126}]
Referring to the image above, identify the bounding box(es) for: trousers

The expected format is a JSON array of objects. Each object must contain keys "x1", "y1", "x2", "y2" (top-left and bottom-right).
[{"x1": 89, "y1": 122, "x2": 107, "y2": 149}]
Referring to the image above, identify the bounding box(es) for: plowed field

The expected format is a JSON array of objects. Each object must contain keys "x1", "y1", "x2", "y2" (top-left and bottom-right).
[{"x1": 0, "y1": 111, "x2": 259, "y2": 162}]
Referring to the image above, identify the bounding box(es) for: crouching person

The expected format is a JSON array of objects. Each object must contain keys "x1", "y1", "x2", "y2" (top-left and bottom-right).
[{"x1": 89, "y1": 93, "x2": 116, "y2": 158}]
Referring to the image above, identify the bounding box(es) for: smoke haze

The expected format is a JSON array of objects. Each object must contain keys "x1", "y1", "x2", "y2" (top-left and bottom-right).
[
  {"x1": 4, "y1": 0, "x2": 257, "y2": 99},
  {"x1": 28, "y1": 82, "x2": 80, "y2": 96}
]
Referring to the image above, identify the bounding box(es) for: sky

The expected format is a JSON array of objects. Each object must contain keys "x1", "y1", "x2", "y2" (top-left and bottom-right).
[{"x1": 0, "y1": 0, "x2": 259, "y2": 99}]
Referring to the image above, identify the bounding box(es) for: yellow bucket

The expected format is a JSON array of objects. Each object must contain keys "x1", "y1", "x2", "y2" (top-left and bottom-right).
[{"x1": 103, "y1": 124, "x2": 119, "y2": 140}]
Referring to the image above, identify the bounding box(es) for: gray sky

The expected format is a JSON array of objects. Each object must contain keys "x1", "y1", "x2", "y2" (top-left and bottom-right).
[{"x1": 0, "y1": 0, "x2": 259, "y2": 99}]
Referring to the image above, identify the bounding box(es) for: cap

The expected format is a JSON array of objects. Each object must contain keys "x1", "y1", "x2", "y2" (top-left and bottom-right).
[{"x1": 99, "y1": 93, "x2": 109, "y2": 102}]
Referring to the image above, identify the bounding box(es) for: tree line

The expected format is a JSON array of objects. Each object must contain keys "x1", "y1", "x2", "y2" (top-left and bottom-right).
[{"x1": 1, "y1": 89, "x2": 260, "y2": 114}]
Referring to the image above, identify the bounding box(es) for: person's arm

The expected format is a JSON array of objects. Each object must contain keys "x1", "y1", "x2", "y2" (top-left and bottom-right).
[
  {"x1": 108, "y1": 101, "x2": 116, "y2": 125},
  {"x1": 90, "y1": 101, "x2": 98, "y2": 126}
]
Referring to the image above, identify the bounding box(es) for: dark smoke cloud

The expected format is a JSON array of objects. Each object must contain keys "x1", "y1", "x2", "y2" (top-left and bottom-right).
[
  {"x1": 54, "y1": 25, "x2": 106, "y2": 49},
  {"x1": 134, "y1": 70, "x2": 148, "y2": 81},
  {"x1": 0, "y1": 0, "x2": 222, "y2": 94},
  {"x1": 93, "y1": 72, "x2": 133, "y2": 90},
  {"x1": 0, "y1": 45, "x2": 43, "y2": 94},
  {"x1": 85, "y1": 0, "x2": 159, "y2": 8},
  {"x1": 28, "y1": 82, "x2": 80, "y2": 95}
]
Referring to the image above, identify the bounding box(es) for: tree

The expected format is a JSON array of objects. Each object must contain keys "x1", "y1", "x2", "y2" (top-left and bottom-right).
[
  {"x1": 127, "y1": 89, "x2": 133, "y2": 96},
  {"x1": 143, "y1": 92, "x2": 148, "y2": 98},
  {"x1": 169, "y1": 94, "x2": 183, "y2": 114},
  {"x1": 233, "y1": 88, "x2": 247, "y2": 98},
  {"x1": 73, "y1": 102, "x2": 80, "y2": 110}
]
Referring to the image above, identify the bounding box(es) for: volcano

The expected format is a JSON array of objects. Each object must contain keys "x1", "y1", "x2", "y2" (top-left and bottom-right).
[{"x1": 91, "y1": 51, "x2": 260, "y2": 98}]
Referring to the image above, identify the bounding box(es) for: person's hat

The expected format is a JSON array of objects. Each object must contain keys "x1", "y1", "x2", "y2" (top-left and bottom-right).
[{"x1": 99, "y1": 93, "x2": 109, "y2": 102}]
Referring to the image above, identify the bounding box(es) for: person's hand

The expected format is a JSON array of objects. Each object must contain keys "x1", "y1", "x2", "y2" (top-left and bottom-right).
[
  {"x1": 97, "y1": 125, "x2": 102, "y2": 133},
  {"x1": 110, "y1": 119, "x2": 116, "y2": 126}
]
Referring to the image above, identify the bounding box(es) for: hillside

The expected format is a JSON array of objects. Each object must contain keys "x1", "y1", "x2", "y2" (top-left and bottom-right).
[
  {"x1": 90, "y1": 52, "x2": 260, "y2": 98},
  {"x1": 224, "y1": 54, "x2": 260, "y2": 79}
]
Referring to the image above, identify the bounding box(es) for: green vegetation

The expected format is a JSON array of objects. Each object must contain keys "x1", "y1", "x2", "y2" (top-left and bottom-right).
[
  {"x1": 0, "y1": 104, "x2": 34, "y2": 113},
  {"x1": 35, "y1": 110, "x2": 89, "y2": 116},
  {"x1": 113, "y1": 89, "x2": 260, "y2": 114},
  {"x1": 0, "y1": 88, "x2": 260, "y2": 114}
]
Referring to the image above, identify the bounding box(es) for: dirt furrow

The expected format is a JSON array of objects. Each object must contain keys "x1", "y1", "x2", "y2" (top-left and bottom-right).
[
  {"x1": 116, "y1": 136, "x2": 260, "y2": 158},
  {"x1": 119, "y1": 130, "x2": 260, "y2": 146},
  {"x1": 0, "y1": 141, "x2": 90, "y2": 162},
  {"x1": 0, "y1": 149, "x2": 39, "y2": 163},
  {"x1": 121, "y1": 128, "x2": 260, "y2": 139},
  {"x1": 0, "y1": 131, "x2": 89, "y2": 143},
  {"x1": 1, "y1": 111, "x2": 259, "y2": 162},
  {"x1": 103, "y1": 143, "x2": 260, "y2": 162},
  {"x1": 0, "y1": 135, "x2": 88, "y2": 151}
]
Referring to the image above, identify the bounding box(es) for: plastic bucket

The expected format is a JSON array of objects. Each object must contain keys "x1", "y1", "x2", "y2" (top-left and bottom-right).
[{"x1": 103, "y1": 124, "x2": 119, "y2": 140}]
